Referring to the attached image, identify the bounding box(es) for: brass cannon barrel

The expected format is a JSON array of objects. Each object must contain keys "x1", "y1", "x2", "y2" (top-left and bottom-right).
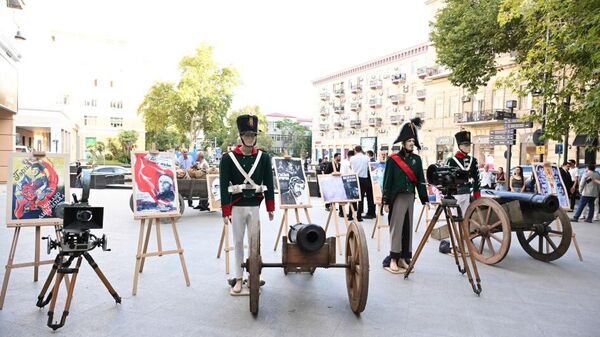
[
  {"x1": 288, "y1": 224, "x2": 326, "y2": 253},
  {"x1": 480, "y1": 190, "x2": 559, "y2": 213}
]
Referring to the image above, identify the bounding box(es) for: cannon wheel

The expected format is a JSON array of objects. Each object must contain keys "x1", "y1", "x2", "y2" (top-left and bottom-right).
[
  {"x1": 248, "y1": 222, "x2": 262, "y2": 315},
  {"x1": 129, "y1": 193, "x2": 186, "y2": 215},
  {"x1": 345, "y1": 222, "x2": 369, "y2": 314},
  {"x1": 516, "y1": 210, "x2": 572, "y2": 262},
  {"x1": 464, "y1": 198, "x2": 511, "y2": 265}
]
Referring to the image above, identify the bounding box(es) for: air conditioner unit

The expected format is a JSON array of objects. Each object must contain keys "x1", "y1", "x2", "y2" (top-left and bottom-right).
[
  {"x1": 350, "y1": 131, "x2": 355, "y2": 135},
  {"x1": 461, "y1": 95, "x2": 471, "y2": 102},
  {"x1": 404, "y1": 106, "x2": 412, "y2": 111},
  {"x1": 379, "y1": 92, "x2": 383, "y2": 96},
  {"x1": 393, "y1": 108, "x2": 398, "y2": 112},
  {"x1": 403, "y1": 85, "x2": 409, "y2": 93},
  {"x1": 370, "y1": 111, "x2": 376, "y2": 116},
  {"x1": 359, "y1": 95, "x2": 363, "y2": 99}
]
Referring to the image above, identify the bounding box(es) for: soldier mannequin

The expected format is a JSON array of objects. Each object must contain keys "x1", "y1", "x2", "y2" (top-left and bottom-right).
[
  {"x1": 219, "y1": 115, "x2": 275, "y2": 294},
  {"x1": 446, "y1": 131, "x2": 481, "y2": 217},
  {"x1": 382, "y1": 118, "x2": 428, "y2": 273}
]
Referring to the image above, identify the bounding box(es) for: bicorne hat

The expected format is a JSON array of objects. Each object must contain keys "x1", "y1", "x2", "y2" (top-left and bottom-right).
[
  {"x1": 236, "y1": 114, "x2": 259, "y2": 135},
  {"x1": 455, "y1": 130, "x2": 472, "y2": 145},
  {"x1": 393, "y1": 117, "x2": 424, "y2": 149}
]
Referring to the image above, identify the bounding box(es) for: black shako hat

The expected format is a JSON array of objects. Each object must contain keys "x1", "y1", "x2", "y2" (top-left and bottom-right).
[
  {"x1": 455, "y1": 130, "x2": 472, "y2": 145},
  {"x1": 393, "y1": 117, "x2": 423, "y2": 149},
  {"x1": 236, "y1": 114, "x2": 259, "y2": 135}
]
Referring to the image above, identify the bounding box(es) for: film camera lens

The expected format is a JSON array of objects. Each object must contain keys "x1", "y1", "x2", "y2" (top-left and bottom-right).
[
  {"x1": 426, "y1": 164, "x2": 469, "y2": 194},
  {"x1": 76, "y1": 210, "x2": 93, "y2": 222}
]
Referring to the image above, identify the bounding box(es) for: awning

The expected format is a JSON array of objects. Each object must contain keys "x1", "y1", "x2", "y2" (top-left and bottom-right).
[{"x1": 573, "y1": 135, "x2": 598, "y2": 147}]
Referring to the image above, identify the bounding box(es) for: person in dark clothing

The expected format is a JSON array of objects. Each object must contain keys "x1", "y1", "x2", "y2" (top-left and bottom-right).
[
  {"x1": 324, "y1": 153, "x2": 341, "y2": 212},
  {"x1": 560, "y1": 162, "x2": 574, "y2": 204}
]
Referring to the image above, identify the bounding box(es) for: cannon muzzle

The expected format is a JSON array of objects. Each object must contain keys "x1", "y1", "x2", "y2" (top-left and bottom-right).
[
  {"x1": 288, "y1": 224, "x2": 326, "y2": 253},
  {"x1": 481, "y1": 189, "x2": 559, "y2": 213}
]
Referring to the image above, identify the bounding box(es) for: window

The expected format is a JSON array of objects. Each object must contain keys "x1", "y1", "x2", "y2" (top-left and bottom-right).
[
  {"x1": 435, "y1": 96, "x2": 444, "y2": 118},
  {"x1": 110, "y1": 117, "x2": 123, "y2": 128},
  {"x1": 110, "y1": 100, "x2": 123, "y2": 109},
  {"x1": 84, "y1": 115, "x2": 98, "y2": 126},
  {"x1": 449, "y1": 95, "x2": 459, "y2": 117},
  {"x1": 85, "y1": 99, "x2": 98, "y2": 107},
  {"x1": 94, "y1": 79, "x2": 98, "y2": 87},
  {"x1": 492, "y1": 89, "x2": 504, "y2": 109}
]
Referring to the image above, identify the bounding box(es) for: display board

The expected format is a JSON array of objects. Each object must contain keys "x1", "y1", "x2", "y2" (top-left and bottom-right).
[
  {"x1": 532, "y1": 163, "x2": 570, "y2": 210},
  {"x1": 369, "y1": 162, "x2": 386, "y2": 204},
  {"x1": 317, "y1": 173, "x2": 361, "y2": 203},
  {"x1": 273, "y1": 157, "x2": 310, "y2": 207},
  {"x1": 206, "y1": 174, "x2": 221, "y2": 210},
  {"x1": 131, "y1": 151, "x2": 180, "y2": 218},
  {"x1": 6, "y1": 152, "x2": 69, "y2": 225}
]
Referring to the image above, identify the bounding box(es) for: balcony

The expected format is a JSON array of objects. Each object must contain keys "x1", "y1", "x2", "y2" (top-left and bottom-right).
[
  {"x1": 350, "y1": 102, "x2": 362, "y2": 112},
  {"x1": 334, "y1": 88, "x2": 345, "y2": 97},
  {"x1": 333, "y1": 122, "x2": 345, "y2": 130},
  {"x1": 368, "y1": 118, "x2": 382, "y2": 127},
  {"x1": 319, "y1": 107, "x2": 329, "y2": 116},
  {"x1": 320, "y1": 92, "x2": 330, "y2": 101},
  {"x1": 390, "y1": 114, "x2": 404, "y2": 125},
  {"x1": 350, "y1": 120, "x2": 362, "y2": 129},
  {"x1": 391, "y1": 73, "x2": 406, "y2": 84},
  {"x1": 415, "y1": 112, "x2": 425, "y2": 119},
  {"x1": 453, "y1": 110, "x2": 508, "y2": 125},
  {"x1": 389, "y1": 94, "x2": 406, "y2": 105},
  {"x1": 350, "y1": 83, "x2": 362, "y2": 93},
  {"x1": 333, "y1": 105, "x2": 345, "y2": 114},
  {"x1": 319, "y1": 124, "x2": 329, "y2": 131},
  {"x1": 369, "y1": 79, "x2": 382, "y2": 89},
  {"x1": 368, "y1": 98, "x2": 382, "y2": 108},
  {"x1": 417, "y1": 66, "x2": 436, "y2": 79},
  {"x1": 416, "y1": 89, "x2": 426, "y2": 100}
]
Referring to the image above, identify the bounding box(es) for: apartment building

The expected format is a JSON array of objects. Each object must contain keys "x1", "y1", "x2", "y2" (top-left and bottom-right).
[{"x1": 266, "y1": 112, "x2": 312, "y2": 156}]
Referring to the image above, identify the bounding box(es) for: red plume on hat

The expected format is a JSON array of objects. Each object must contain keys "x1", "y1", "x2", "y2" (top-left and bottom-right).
[{"x1": 393, "y1": 117, "x2": 424, "y2": 149}]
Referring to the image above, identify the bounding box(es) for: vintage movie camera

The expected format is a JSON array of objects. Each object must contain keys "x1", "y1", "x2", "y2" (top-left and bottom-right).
[{"x1": 426, "y1": 164, "x2": 470, "y2": 196}]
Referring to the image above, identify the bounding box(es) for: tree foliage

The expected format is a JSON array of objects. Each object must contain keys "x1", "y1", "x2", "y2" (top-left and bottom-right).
[
  {"x1": 275, "y1": 119, "x2": 312, "y2": 157},
  {"x1": 223, "y1": 106, "x2": 273, "y2": 151},
  {"x1": 431, "y1": 0, "x2": 600, "y2": 142},
  {"x1": 138, "y1": 44, "x2": 239, "y2": 146},
  {"x1": 145, "y1": 129, "x2": 187, "y2": 151}
]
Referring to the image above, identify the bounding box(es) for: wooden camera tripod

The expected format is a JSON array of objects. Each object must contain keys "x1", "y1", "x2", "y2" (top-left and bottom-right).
[
  {"x1": 36, "y1": 250, "x2": 121, "y2": 330},
  {"x1": 404, "y1": 195, "x2": 482, "y2": 295}
]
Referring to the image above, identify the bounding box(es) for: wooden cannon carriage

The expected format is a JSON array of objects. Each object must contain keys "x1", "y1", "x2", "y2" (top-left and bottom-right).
[
  {"x1": 242, "y1": 221, "x2": 369, "y2": 315},
  {"x1": 463, "y1": 190, "x2": 572, "y2": 264}
]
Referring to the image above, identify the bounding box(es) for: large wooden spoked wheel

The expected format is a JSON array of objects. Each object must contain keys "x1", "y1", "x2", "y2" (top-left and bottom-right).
[
  {"x1": 345, "y1": 222, "x2": 369, "y2": 314},
  {"x1": 248, "y1": 222, "x2": 262, "y2": 315},
  {"x1": 464, "y1": 198, "x2": 511, "y2": 265},
  {"x1": 516, "y1": 210, "x2": 572, "y2": 262}
]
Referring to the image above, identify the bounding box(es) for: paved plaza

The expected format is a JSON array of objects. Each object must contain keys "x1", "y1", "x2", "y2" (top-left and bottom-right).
[{"x1": 0, "y1": 187, "x2": 599, "y2": 337}]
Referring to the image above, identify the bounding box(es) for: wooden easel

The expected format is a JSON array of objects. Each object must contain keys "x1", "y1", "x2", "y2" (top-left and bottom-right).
[
  {"x1": 415, "y1": 202, "x2": 443, "y2": 233},
  {"x1": 324, "y1": 201, "x2": 355, "y2": 255},
  {"x1": 273, "y1": 205, "x2": 313, "y2": 251},
  {"x1": 0, "y1": 222, "x2": 67, "y2": 309},
  {"x1": 216, "y1": 218, "x2": 234, "y2": 274},
  {"x1": 370, "y1": 203, "x2": 389, "y2": 251},
  {"x1": 131, "y1": 145, "x2": 190, "y2": 295}
]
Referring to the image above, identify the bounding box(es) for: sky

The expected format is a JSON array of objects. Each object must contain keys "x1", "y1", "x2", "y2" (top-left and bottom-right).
[{"x1": 19, "y1": 0, "x2": 431, "y2": 118}]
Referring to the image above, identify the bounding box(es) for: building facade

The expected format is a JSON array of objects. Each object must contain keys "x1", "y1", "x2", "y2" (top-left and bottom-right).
[{"x1": 266, "y1": 112, "x2": 312, "y2": 157}]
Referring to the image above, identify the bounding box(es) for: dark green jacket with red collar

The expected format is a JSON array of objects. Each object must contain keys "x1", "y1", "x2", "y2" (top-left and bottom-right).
[
  {"x1": 219, "y1": 145, "x2": 275, "y2": 217},
  {"x1": 382, "y1": 149, "x2": 428, "y2": 205},
  {"x1": 446, "y1": 151, "x2": 481, "y2": 197}
]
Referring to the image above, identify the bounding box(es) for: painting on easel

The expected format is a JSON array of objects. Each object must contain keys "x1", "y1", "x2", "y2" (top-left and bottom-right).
[
  {"x1": 206, "y1": 174, "x2": 221, "y2": 210},
  {"x1": 273, "y1": 157, "x2": 310, "y2": 207},
  {"x1": 369, "y1": 162, "x2": 386, "y2": 204},
  {"x1": 318, "y1": 173, "x2": 361, "y2": 203},
  {"x1": 131, "y1": 151, "x2": 180, "y2": 218},
  {"x1": 6, "y1": 152, "x2": 69, "y2": 225}
]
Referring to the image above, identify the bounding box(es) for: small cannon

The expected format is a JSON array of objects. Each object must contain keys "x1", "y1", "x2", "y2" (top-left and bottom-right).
[
  {"x1": 463, "y1": 190, "x2": 572, "y2": 264},
  {"x1": 242, "y1": 221, "x2": 369, "y2": 315}
]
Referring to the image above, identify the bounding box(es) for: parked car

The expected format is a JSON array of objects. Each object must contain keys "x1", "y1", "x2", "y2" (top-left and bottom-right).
[
  {"x1": 15, "y1": 145, "x2": 31, "y2": 153},
  {"x1": 90, "y1": 165, "x2": 132, "y2": 188}
]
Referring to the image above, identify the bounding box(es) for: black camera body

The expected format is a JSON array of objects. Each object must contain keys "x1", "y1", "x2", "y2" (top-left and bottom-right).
[{"x1": 426, "y1": 164, "x2": 470, "y2": 196}]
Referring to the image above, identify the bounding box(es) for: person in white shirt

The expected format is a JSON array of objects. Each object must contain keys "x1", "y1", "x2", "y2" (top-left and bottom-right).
[
  {"x1": 480, "y1": 164, "x2": 494, "y2": 189},
  {"x1": 568, "y1": 160, "x2": 579, "y2": 211},
  {"x1": 350, "y1": 145, "x2": 375, "y2": 220},
  {"x1": 178, "y1": 149, "x2": 194, "y2": 170},
  {"x1": 340, "y1": 150, "x2": 358, "y2": 220}
]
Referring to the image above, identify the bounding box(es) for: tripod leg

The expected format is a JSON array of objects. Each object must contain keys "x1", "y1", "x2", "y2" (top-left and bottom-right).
[
  {"x1": 46, "y1": 264, "x2": 66, "y2": 330},
  {"x1": 404, "y1": 205, "x2": 445, "y2": 278},
  {"x1": 445, "y1": 207, "x2": 466, "y2": 274},
  {"x1": 458, "y1": 214, "x2": 482, "y2": 295},
  {"x1": 83, "y1": 253, "x2": 121, "y2": 303},
  {"x1": 36, "y1": 254, "x2": 62, "y2": 307}
]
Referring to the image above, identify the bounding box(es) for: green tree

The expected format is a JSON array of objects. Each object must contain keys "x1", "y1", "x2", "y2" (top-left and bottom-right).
[
  {"x1": 117, "y1": 130, "x2": 139, "y2": 163},
  {"x1": 431, "y1": 0, "x2": 600, "y2": 142},
  {"x1": 145, "y1": 129, "x2": 186, "y2": 151},
  {"x1": 276, "y1": 119, "x2": 312, "y2": 157},
  {"x1": 138, "y1": 44, "x2": 238, "y2": 145},
  {"x1": 224, "y1": 106, "x2": 273, "y2": 151}
]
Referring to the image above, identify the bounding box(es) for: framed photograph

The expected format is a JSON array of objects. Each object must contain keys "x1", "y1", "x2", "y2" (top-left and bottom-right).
[
  {"x1": 317, "y1": 173, "x2": 361, "y2": 203},
  {"x1": 369, "y1": 162, "x2": 386, "y2": 204},
  {"x1": 6, "y1": 152, "x2": 70, "y2": 225},
  {"x1": 272, "y1": 157, "x2": 310, "y2": 207},
  {"x1": 206, "y1": 174, "x2": 221, "y2": 210},
  {"x1": 131, "y1": 151, "x2": 180, "y2": 218},
  {"x1": 532, "y1": 163, "x2": 570, "y2": 210}
]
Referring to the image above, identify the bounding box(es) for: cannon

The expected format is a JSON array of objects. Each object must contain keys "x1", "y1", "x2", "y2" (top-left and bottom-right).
[
  {"x1": 463, "y1": 189, "x2": 572, "y2": 264},
  {"x1": 242, "y1": 221, "x2": 369, "y2": 315}
]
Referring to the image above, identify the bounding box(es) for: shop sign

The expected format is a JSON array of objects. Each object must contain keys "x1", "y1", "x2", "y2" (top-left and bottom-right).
[{"x1": 436, "y1": 136, "x2": 454, "y2": 145}]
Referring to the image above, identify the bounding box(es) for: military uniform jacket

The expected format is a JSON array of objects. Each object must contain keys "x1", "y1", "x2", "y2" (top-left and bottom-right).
[
  {"x1": 446, "y1": 151, "x2": 480, "y2": 195},
  {"x1": 382, "y1": 149, "x2": 428, "y2": 205},
  {"x1": 219, "y1": 145, "x2": 275, "y2": 217}
]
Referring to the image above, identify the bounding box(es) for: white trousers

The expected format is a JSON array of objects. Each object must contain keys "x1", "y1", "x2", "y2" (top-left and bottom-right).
[
  {"x1": 452, "y1": 194, "x2": 471, "y2": 218},
  {"x1": 231, "y1": 206, "x2": 260, "y2": 279}
]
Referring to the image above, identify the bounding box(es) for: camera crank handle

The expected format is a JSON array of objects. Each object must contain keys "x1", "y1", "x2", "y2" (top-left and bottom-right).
[{"x1": 72, "y1": 193, "x2": 79, "y2": 204}]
